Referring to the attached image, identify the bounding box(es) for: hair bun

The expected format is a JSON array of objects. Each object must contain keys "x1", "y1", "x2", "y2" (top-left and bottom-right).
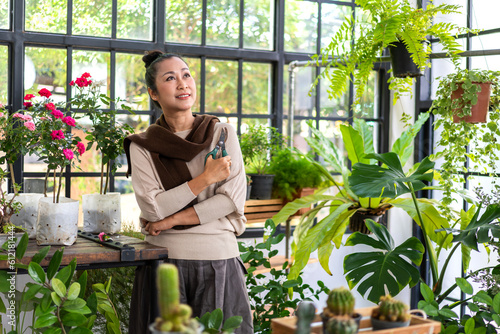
[{"x1": 142, "y1": 50, "x2": 164, "y2": 68}]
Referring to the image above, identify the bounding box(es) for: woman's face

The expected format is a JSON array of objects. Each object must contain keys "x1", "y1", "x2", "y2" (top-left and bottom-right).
[{"x1": 149, "y1": 57, "x2": 197, "y2": 113}]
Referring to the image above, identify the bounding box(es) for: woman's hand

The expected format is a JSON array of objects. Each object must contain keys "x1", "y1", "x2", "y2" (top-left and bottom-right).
[{"x1": 203, "y1": 155, "x2": 232, "y2": 184}]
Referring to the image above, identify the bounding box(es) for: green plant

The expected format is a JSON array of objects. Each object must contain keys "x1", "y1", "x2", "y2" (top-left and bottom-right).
[
  {"x1": 269, "y1": 113, "x2": 447, "y2": 297},
  {"x1": 196, "y1": 308, "x2": 242, "y2": 334},
  {"x1": 314, "y1": 0, "x2": 475, "y2": 105},
  {"x1": 70, "y1": 72, "x2": 134, "y2": 195},
  {"x1": 324, "y1": 317, "x2": 358, "y2": 334},
  {"x1": 324, "y1": 287, "x2": 355, "y2": 318},
  {"x1": 269, "y1": 148, "x2": 330, "y2": 200},
  {"x1": 238, "y1": 219, "x2": 329, "y2": 334},
  {"x1": 239, "y1": 124, "x2": 285, "y2": 175},
  {"x1": 152, "y1": 263, "x2": 199, "y2": 333},
  {"x1": 0, "y1": 233, "x2": 121, "y2": 333},
  {"x1": 430, "y1": 69, "x2": 500, "y2": 211},
  {"x1": 372, "y1": 295, "x2": 410, "y2": 322}
]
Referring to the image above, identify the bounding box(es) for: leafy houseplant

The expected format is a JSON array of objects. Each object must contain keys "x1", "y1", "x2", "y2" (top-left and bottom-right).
[
  {"x1": 196, "y1": 308, "x2": 242, "y2": 334},
  {"x1": 314, "y1": 0, "x2": 475, "y2": 105},
  {"x1": 430, "y1": 69, "x2": 500, "y2": 210},
  {"x1": 269, "y1": 113, "x2": 448, "y2": 296}
]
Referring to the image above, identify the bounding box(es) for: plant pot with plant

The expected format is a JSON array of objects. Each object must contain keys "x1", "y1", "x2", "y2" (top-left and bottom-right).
[
  {"x1": 239, "y1": 124, "x2": 285, "y2": 200},
  {"x1": 370, "y1": 295, "x2": 411, "y2": 330},
  {"x1": 430, "y1": 68, "x2": 500, "y2": 212},
  {"x1": 314, "y1": 0, "x2": 477, "y2": 105},
  {"x1": 69, "y1": 72, "x2": 134, "y2": 234},
  {"x1": 320, "y1": 286, "x2": 361, "y2": 333}
]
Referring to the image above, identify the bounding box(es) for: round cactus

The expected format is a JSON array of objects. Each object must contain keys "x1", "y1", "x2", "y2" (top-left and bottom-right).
[
  {"x1": 325, "y1": 287, "x2": 355, "y2": 317},
  {"x1": 325, "y1": 317, "x2": 358, "y2": 334},
  {"x1": 371, "y1": 295, "x2": 410, "y2": 322}
]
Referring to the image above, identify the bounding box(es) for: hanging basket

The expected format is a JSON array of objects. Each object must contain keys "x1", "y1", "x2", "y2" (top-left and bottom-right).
[
  {"x1": 82, "y1": 193, "x2": 121, "y2": 234},
  {"x1": 388, "y1": 41, "x2": 424, "y2": 78},
  {"x1": 348, "y1": 211, "x2": 383, "y2": 234},
  {"x1": 36, "y1": 197, "x2": 79, "y2": 246},
  {"x1": 452, "y1": 82, "x2": 492, "y2": 123}
]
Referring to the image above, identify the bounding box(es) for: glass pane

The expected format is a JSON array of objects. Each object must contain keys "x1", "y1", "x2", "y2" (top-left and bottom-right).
[
  {"x1": 471, "y1": 33, "x2": 500, "y2": 52},
  {"x1": 318, "y1": 120, "x2": 347, "y2": 164},
  {"x1": 73, "y1": 0, "x2": 111, "y2": 37},
  {"x1": 166, "y1": 0, "x2": 202, "y2": 44},
  {"x1": 293, "y1": 66, "x2": 316, "y2": 118},
  {"x1": 319, "y1": 68, "x2": 349, "y2": 118},
  {"x1": 24, "y1": 47, "x2": 67, "y2": 104},
  {"x1": 205, "y1": 59, "x2": 238, "y2": 114},
  {"x1": 284, "y1": 0, "x2": 318, "y2": 53},
  {"x1": 321, "y1": 3, "x2": 352, "y2": 50},
  {"x1": 241, "y1": 118, "x2": 272, "y2": 134},
  {"x1": 0, "y1": 0, "x2": 8, "y2": 29},
  {"x1": 353, "y1": 71, "x2": 378, "y2": 118},
  {"x1": 71, "y1": 114, "x2": 98, "y2": 173},
  {"x1": 25, "y1": 0, "x2": 67, "y2": 33},
  {"x1": 185, "y1": 57, "x2": 201, "y2": 114},
  {"x1": 243, "y1": 0, "x2": 273, "y2": 50},
  {"x1": 242, "y1": 62, "x2": 271, "y2": 115},
  {"x1": 116, "y1": 53, "x2": 149, "y2": 110},
  {"x1": 0, "y1": 45, "x2": 7, "y2": 103},
  {"x1": 471, "y1": 0, "x2": 500, "y2": 30},
  {"x1": 433, "y1": 0, "x2": 467, "y2": 33},
  {"x1": 116, "y1": 176, "x2": 141, "y2": 230},
  {"x1": 117, "y1": 0, "x2": 153, "y2": 40},
  {"x1": 206, "y1": 0, "x2": 240, "y2": 47},
  {"x1": 116, "y1": 114, "x2": 151, "y2": 173},
  {"x1": 72, "y1": 50, "x2": 111, "y2": 97},
  {"x1": 72, "y1": 177, "x2": 100, "y2": 202}
]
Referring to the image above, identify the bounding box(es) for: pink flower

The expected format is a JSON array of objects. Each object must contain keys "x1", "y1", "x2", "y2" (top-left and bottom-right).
[
  {"x1": 63, "y1": 149, "x2": 74, "y2": 160},
  {"x1": 38, "y1": 88, "x2": 52, "y2": 98},
  {"x1": 51, "y1": 130, "x2": 65, "y2": 140},
  {"x1": 24, "y1": 121, "x2": 35, "y2": 131},
  {"x1": 69, "y1": 80, "x2": 75, "y2": 86},
  {"x1": 98, "y1": 232, "x2": 111, "y2": 241},
  {"x1": 24, "y1": 94, "x2": 35, "y2": 100},
  {"x1": 23, "y1": 101, "x2": 33, "y2": 108},
  {"x1": 40, "y1": 116, "x2": 49, "y2": 121},
  {"x1": 22, "y1": 114, "x2": 32, "y2": 121},
  {"x1": 0, "y1": 112, "x2": 4, "y2": 118},
  {"x1": 62, "y1": 116, "x2": 76, "y2": 127},
  {"x1": 45, "y1": 103, "x2": 56, "y2": 111},
  {"x1": 75, "y1": 77, "x2": 89, "y2": 88},
  {"x1": 81, "y1": 72, "x2": 91, "y2": 79},
  {"x1": 51, "y1": 110, "x2": 64, "y2": 119},
  {"x1": 13, "y1": 113, "x2": 23, "y2": 119},
  {"x1": 76, "y1": 141, "x2": 86, "y2": 155}
]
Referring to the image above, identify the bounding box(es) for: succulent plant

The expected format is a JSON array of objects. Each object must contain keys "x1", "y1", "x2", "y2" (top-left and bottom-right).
[
  {"x1": 153, "y1": 263, "x2": 200, "y2": 333},
  {"x1": 323, "y1": 287, "x2": 355, "y2": 318},
  {"x1": 371, "y1": 294, "x2": 410, "y2": 322},
  {"x1": 325, "y1": 317, "x2": 358, "y2": 334}
]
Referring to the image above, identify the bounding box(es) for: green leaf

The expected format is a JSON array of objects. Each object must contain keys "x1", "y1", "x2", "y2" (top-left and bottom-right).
[
  {"x1": 0, "y1": 270, "x2": 12, "y2": 293},
  {"x1": 344, "y1": 220, "x2": 424, "y2": 303},
  {"x1": 34, "y1": 313, "x2": 58, "y2": 328},
  {"x1": 208, "y1": 308, "x2": 223, "y2": 331},
  {"x1": 340, "y1": 122, "x2": 372, "y2": 165},
  {"x1": 77, "y1": 271, "x2": 87, "y2": 299},
  {"x1": 419, "y1": 282, "x2": 434, "y2": 302},
  {"x1": 456, "y1": 277, "x2": 473, "y2": 295},
  {"x1": 438, "y1": 308, "x2": 458, "y2": 318},
  {"x1": 92, "y1": 283, "x2": 106, "y2": 293},
  {"x1": 473, "y1": 290, "x2": 492, "y2": 305},
  {"x1": 28, "y1": 262, "x2": 46, "y2": 284},
  {"x1": 493, "y1": 293, "x2": 500, "y2": 313},
  {"x1": 0, "y1": 295, "x2": 5, "y2": 313},
  {"x1": 67, "y1": 282, "x2": 81, "y2": 300},
  {"x1": 65, "y1": 305, "x2": 92, "y2": 315},
  {"x1": 40, "y1": 327, "x2": 62, "y2": 334},
  {"x1": 464, "y1": 317, "x2": 475, "y2": 334},
  {"x1": 64, "y1": 298, "x2": 87, "y2": 310},
  {"x1": 31, "y1": 246, "x2": 51, "y2": 264},
  {"x1": 62, "y1": 313, "x2": 87, "y2": 327},
  {"x1": 51, "y1": 291, "x2": 62, "y2": 306},
  {"x1": 222, "y1": 316, "x2": 243, "y2": 332},
  {"x1": 87, "y1": 292, "x2": 98, "y2": 314},
  {"x1": 47, "y1": 249, "x2": 64, "y2": 280},
  {"x1": 391, "y1": 112, "x2": 430, "y2": 167},
  {"x1": 15, "y1": 233, "x2": 29, "y2": 259},
  {"x1": 52, "y1": 278, "x2": 67, "y2": 298},
  {"x1": 23, "y1": 283, "x2": 43, "y2": 301}
]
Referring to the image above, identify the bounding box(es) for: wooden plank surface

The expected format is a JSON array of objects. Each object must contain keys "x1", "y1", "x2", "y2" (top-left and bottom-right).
[{"x1": 0, "y1": 235, "x2": 168, "y2": 269}]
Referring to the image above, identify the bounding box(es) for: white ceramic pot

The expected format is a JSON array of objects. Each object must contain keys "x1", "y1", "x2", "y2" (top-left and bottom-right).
[
  {"x1": 36, "y1": 197, "x2": 79, "y2": 246},
  {"x1": 9, "y1": 193, "x2": 43, "y2": 239},
  {"x1": 82, "y1": 193, "x2": 121, "y2": 234}
]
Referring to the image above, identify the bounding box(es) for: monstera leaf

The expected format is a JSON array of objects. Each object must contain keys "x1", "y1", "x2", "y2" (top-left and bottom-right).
[
  {"x1": 349, "y1": 152, "x2": 434, "y2": 199},
  {"x1": 344, "y1": 220, "x2": 425, "y2": 303},
  {"x1": 438, "y1": 204, "x2": 500, "y2": 251}
]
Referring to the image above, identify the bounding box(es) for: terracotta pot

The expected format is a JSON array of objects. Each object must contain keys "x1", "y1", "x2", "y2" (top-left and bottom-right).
[
  {"x1": 452, "y1": 82, "x2": 491, "y2": 123},
  {"x1": 283, "y1": 187, "x2": 316, "y2": 216}
]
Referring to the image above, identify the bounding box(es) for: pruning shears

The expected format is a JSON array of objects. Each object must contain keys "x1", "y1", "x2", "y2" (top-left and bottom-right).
[{"x1": 204, "y1": 128, "x2": 228, "y2": 165}]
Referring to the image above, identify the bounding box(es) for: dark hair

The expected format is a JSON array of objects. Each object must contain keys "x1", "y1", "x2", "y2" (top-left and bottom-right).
[{"x1": 142, "y1": 50, "x2": 188, "y2": 109}]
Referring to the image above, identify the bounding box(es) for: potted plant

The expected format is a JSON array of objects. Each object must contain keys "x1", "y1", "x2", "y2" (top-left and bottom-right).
[
  {"x1": 24, "y1": 89, "x2": 86, "y2": 246},
  {"x1": 321, "y1": 286, "x2": 361, "y2": 332},
  {"x1": 196, "y1": 308, "x2": 242, "y2": 334},
  {"x1": 314, "y1": 0, "x2": 476, "y2": 105},
  {"x1": 239, "y1": 124, "x2": 285, "y2": 199},
  {"x1": 430, "y1": 68, "x2": 500, "y2": 211},
  {"x1": 0, "y1": 104, "x2": 39, "y2": 238},
  {"x1": 69, "y1": 72, "x2": 134, "y2": 234},
  {"x1": 268, "y1": 113, "x2": 447, "y2": 290},
  {"x1": 370, "y1": 295, "x2": 411, "y2": 330}
]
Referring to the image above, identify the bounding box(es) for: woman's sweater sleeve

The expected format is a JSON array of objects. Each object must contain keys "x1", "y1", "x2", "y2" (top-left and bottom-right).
[
  {"x1": 129, "y1": 142, "x2": 197, "y2": 222},
  {"x1": 193, "y1": 125, "x2": 247, "y2": 224}
]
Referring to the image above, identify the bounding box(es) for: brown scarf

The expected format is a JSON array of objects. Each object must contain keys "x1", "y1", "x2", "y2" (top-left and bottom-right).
[{"x1": 124, "y1": 113, "x2": 219, "y2": 193}]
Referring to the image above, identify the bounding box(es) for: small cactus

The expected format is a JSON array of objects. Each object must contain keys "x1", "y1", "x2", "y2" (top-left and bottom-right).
[
  {"x1": 325, "y1": 317, "x2": 358, "y2": 334},
  {"x1": 154, "y1": 263, "x2": 199, "y2": 333},
  {"x1": 371, "y1": 295, "x2": 410, "y2": 322},
  {"x1": 323, "y1": 287, "x2": 355, "y2": 318}
]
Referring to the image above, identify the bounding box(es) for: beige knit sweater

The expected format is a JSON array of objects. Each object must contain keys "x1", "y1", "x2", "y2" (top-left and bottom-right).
[{"x1": 129, "y1": 122, "x2": 247, "y2": 260}]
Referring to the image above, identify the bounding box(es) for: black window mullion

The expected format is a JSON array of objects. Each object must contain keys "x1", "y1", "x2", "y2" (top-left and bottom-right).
[
  {"x1": 200, "y1": 56, "x2": 206, "y2": 114},
  {"x1": 111, "y1": 0, "x2": 117, "y2": 39},
  {"x1": 201, "y1": 0, "x2": 207, "y2": 46},
  {"x1": 239, "y1": 0, "x2": 244, "y2": 49}
]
